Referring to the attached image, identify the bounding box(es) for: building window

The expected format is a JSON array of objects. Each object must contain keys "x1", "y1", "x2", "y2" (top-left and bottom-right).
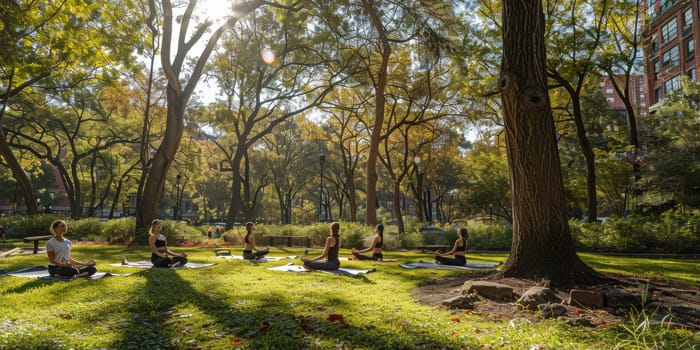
[
  {"x1": 683, "y1": 8, "x2": 694, "y2": 34},
  {"x1": 664, "y1": 75, "x2": 681, "y2": 94},
  {"x1": 606, "y1": 88, "x2": 614, "y2": 94},
  {"x1": 662, "y1": 45, "x2": 680, "y2": 68},
  {"x1": 661, "y1": 18, "x2": 677, "y2": 43},
  {"x1": 607, "y1": 97, "x2": 615, "y2": 103},
  {"x1": 651, "y1": 34, "x2": 659, "y2": 53},
  {"x1": 689, "y1": 68, "x2": 697, "y2": 82},
  {"x1": 655, "y1": 87, "x2": 662, "y2": 103},
  {"x1": 653, "y1": 59, "x2": 660, "y2": 79},
  {"x1": 686, "y1": 39, "x2": 695, "y2": 61}
]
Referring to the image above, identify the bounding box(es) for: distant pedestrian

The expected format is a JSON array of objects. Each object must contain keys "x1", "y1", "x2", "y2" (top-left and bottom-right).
[
  {"x1": 207, "y1": 226, "x2": 213, "y2": 239},
  {"x1": 214, "y1": 226, "x2": 222, "y2": 238}
]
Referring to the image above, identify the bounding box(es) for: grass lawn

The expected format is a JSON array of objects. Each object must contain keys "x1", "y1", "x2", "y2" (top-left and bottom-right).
[{"x1": 0, "y1": 243, "x2": 697, "y2": 349}]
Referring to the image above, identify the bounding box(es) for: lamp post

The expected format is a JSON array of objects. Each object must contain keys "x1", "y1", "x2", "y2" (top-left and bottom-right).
[
  {"x1": 318, "y1": 154, "x2": 326, "y2": 222},
  {"x1": 173, "y1": 174, "x2": 181, "y2": 220}
]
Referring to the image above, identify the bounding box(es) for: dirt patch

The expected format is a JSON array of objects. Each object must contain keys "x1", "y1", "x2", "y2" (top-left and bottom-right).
[{"x1": 413, "y1": 273, "x2": 700, "y2": 329}]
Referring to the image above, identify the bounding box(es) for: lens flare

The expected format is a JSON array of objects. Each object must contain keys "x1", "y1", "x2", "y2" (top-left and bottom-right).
[{"x1": 260, "y1": 48, "x2": 275, "y2": 65}]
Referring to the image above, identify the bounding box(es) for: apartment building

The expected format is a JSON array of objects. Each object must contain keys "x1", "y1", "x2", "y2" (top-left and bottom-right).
[{"x1": 642, "y1": 0, "x2": 700, "y2": 106}]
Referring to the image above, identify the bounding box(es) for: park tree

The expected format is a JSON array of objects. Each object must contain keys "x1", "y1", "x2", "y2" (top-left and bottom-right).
[
  {"x1": 545, "y1": 0, "x2": 610, "y2": 224},
  {"x1": 462, "y1": 140, "x2": 511, "y2": 223},
  {"x1": 135, "y1": 0, "x2": 266, "y2": 238},
  {"x1": 0, "y1": 0, "x2": 140, "y2": 215},
  {"x1": 201, "y1": 6, "x2": 347, "y2": 228},
  {"x1": 5, "y1": 84, "x2": 141, "y2": 218},
  {"x1": 642, "y1": 78, "x2": 700, "y2": 210},
  {"x1": 495, "y1": 0, "x2": 600, "y2": 284},
  {"x1": 259, "y1": 117, "x2": 321, "y2": 224},
  {"x1": 318, "y1": 86, "x2": 371, "y2": 222}
]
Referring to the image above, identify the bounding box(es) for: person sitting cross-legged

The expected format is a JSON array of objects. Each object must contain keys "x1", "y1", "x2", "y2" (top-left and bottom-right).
[
  {"x1": 148, "y1": 219, "x2": 188, "y2": 268},
  {"x1": 351, "y1": 224, "x2": 384, "y2": 261},
  {"x1": 242, "y1": 222, "x2": 269, "y2": 259},
  {"x1": 434, "y1": 227, "x2": 468, "y2": 266},
  {"x1": 46, "y1": 220, "x2": 97, "y2": 278},
  {"x1": 302, "y1": 222, "x2": 341, "y2": 271}
]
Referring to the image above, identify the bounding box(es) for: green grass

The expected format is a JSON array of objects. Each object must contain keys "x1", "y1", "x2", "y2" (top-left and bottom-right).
[{"x1": 0, "y1": 245, "x2": 697, "y2": 349}]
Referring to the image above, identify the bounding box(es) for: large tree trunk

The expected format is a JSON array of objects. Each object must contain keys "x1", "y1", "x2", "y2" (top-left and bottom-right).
[
  {"x1": 0, "y1": 129, "x2": 38, "y2": 214},
  {"x1": 136, "y1": 86, "x2": 184, "y2": 241},
  {"x1": 495, "y1": 1, "x2": 599, "y2": 286}
]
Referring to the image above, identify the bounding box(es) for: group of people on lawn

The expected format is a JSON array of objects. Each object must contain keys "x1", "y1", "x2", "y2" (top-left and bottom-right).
[{"x1": 45, "y1": 219, "x2": 470, "y2": 278}]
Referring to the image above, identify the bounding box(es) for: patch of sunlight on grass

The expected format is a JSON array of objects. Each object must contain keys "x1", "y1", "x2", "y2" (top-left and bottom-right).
[{"x1": 0, "y1": 246, "x2": 696, "y2": 349}]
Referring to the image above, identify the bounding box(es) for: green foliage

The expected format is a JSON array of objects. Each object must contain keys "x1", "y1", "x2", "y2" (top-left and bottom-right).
[
  {"x1": 69, "y1": 218, "x2": 105, "y2": 241},
  {"x1": 570, "y1": 209, "x2": 700, "y2": 253},
  {"x1": 467, "y1": 224, "x2": 513, "y2": 251},
  {"x1": 0, "y1": 214, "x2": 60, "y2": 238},
  {"x1": 101, "y1": 218, "x2": 136, "y2": 243}
]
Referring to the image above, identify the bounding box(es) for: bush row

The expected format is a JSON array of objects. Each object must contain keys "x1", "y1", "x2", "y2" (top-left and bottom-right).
[{"x1": 1, "y1": 209, "x2": 697, "y2": 254}]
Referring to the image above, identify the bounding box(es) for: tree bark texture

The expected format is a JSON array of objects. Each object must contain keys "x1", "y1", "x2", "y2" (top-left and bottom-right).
[{"x1": 496, "y1": 1, "x2": 599, "y2": 285}]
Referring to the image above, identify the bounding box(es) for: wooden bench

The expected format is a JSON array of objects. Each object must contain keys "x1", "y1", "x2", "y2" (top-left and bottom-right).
[
  {"x1": 263, "y1": 235, "x2": 311, "y2": 248},
  {"x1": 415, "y1": 244, "x2": 451, "y2": 253},
  {"x1": 23, "y1": 235, "x2": 53, "y2": 254}
]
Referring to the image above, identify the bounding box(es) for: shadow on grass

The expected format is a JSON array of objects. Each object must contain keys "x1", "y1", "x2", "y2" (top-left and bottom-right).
[{"x1": 109, "y1": 265, "x2": 462, "y2": 349}]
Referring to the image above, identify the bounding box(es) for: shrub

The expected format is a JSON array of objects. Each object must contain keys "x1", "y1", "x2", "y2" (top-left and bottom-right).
[
  {"x1": 69, "y1": 218, "x2": 105, "y2": 241},
  {"x1": 467, "y1": 224, "x2": 512, "y2": 251},
  {"x1": 102, "y1": 217, "x2": 136, "y2": 242},
  {"x1": 0, "y1": 214, "x2": 61, "y2": 239}
]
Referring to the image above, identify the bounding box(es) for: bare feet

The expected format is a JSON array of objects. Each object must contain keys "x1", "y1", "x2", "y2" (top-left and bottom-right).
[{"x1": 171, "y1": 261, "x2": 181, "y2": 267}]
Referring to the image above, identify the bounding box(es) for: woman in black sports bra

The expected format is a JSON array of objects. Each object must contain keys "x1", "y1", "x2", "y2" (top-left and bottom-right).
[
  {"x1": 148, "y1": 219, "x2": 188, "y2": 268},
  {"x1": 242, "y1": 222, "x2": 269, "y2": 259},
  {"x1": 302, "y1": 222, "x2": 341, "y2": 270},
  {"x1": 351, "y1": 223, "x2": 384, "y2": 261},
  {"x1": 434, "y1": 227, "x2": 468, "y2": 266}
]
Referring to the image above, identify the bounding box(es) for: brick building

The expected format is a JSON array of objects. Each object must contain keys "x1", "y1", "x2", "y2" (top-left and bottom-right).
[{"x1": 642, "y1": 0, "x2": 700, "y2": 106}]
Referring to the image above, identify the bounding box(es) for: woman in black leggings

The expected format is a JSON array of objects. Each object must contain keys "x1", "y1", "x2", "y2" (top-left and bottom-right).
[
  {"x1": 45, "y1": 220, "x2": 97, "y2": 278},
  {"x1": 242, "y1": 222, "x2": 269, "y2": 259},
  {"x1": 302, "y1": 222, "x2": 341, "y2": 270},
  {"x1": 434, "y1": 227, "x2": 468, "y2": 266},
  {"x1": 148, "y1": 219, "x2": 188, "y2": 268},
  {"x1": 351, "y1": 224, "x2": 384, "y2": 261}
]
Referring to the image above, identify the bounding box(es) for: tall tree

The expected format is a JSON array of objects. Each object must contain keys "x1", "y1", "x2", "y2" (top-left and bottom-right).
[
  {"x1": 136, "y1": 0, "x2": 265, "y2": 238},
  {"x1": 496, "y1": 0, "x2": 599, "y2": 285},
  {"x1": 0, "y1": 0, "x2": 139, "y2": 215},
  {"x1": 545, "y1": 0, "x2": 610, "y2": 224}
]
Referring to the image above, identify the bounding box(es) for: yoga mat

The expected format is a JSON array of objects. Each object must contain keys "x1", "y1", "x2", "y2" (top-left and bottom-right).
[
  {"x1": 399, "y1": 260, "x2": 501, "y2": 270},
  {"x1": 1, "y1": 266, "x2": 129, "y2": 280},
  {"x1": 108, "y1": 261, "x2": 215, "y2": 269},
  {"x1": 266, "y1": 262, "x2": 374, "y2": 277},
  {"x1": 215, "y1": 255, "x2": 298, "y2": 261}
]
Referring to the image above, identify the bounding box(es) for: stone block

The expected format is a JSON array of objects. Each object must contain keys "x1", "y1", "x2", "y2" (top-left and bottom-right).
[
  {"x1": 461, "y1": 281, "x2": 513, "y2": 300},
  {"x1": 570, "y1": 289, "x2": 605, "y2": 308}
]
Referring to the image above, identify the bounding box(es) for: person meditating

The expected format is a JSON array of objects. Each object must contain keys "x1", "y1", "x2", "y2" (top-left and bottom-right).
[
  {"x1": 351, "y1": 223, "x2": 384, "y2": 261},
  {"x1": 46, "y1": 220, "x2": 97, "y2": 278},
  {"x1": 243, "y1": 222, "x2": 269, "y2": 259},
  {"x1": 434, "y1": 227, "x2": 468, "y2": 266},
  {"x1": 148, "y1": 219, "x2": 188, "y2": 267},
  {"x1": 302, "y1": 222, "x2": 341, "y2": 271}
]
